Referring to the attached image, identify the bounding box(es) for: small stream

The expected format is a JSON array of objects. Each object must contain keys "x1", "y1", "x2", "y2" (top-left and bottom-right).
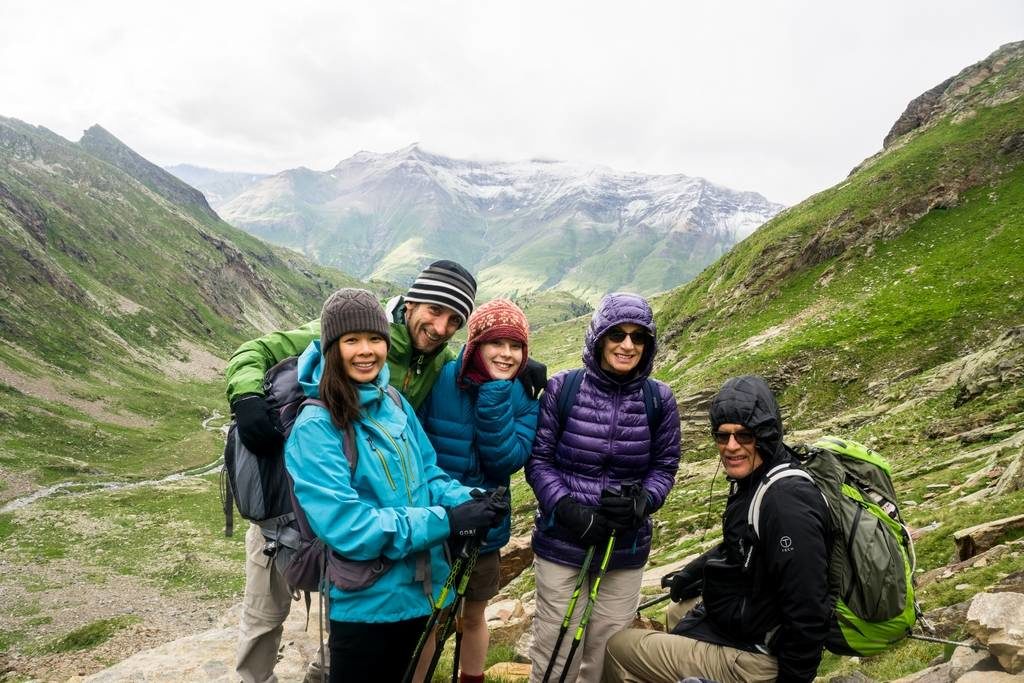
[{"x1": 1, "y1": 410, "x2": 230, "y2": 514}]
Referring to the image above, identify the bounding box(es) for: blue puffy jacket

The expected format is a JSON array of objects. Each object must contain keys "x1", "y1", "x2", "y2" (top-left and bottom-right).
[
  {"x1": 420, "y1": 350, "x2": 539, "y2": 554},
  {"x1": 285, "y1": 340, "x2": 473, "y2": 623}
]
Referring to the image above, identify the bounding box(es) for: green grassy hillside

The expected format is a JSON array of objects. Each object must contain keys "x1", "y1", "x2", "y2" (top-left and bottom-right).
[
  {"x1": 527, "y1": 41, "x2": 1024, "y2": 681},
  {"x1": 0, "y1": 117, "x2": 388, "y2": 491},
  {"x1": 0, "y1": 117, "x2": 396, "y2": 677}
]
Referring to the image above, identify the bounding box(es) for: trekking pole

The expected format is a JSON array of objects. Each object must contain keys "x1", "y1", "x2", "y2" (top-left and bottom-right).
[
  {"x1": 450, "y1": 599, "x2": 465, "y2": 683},
  {"x1": 401, "y1": 552, "x2": 470, "y2": 683},
  {"x1": 636, "y1": 592, "x2": 671, "y2": 613},
  {"x1": 423, "y1": 544, "x2": 481, "y2": 682},
  {"x1": 908, "y1": 632, "x2": 988, "y2": 651},
  {"x1": 541, "y1": 544, "x2": 597, "y2": 683},
  {"x1": 558, "y1": 532, "x2": 616, "y2": 682}
]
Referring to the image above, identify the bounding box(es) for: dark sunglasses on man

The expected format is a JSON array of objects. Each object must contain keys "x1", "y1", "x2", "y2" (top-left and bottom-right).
[
  {"x1": 605, "y1": 328, "x2": 650, "y2": 345},
  {"x1": 711, "y1": 429, "x2": 756, "y2": 445}
]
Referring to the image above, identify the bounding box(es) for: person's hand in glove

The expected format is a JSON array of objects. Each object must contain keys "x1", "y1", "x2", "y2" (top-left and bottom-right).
[
  {"x1": 660, "y1": 565, "x2": 703, "y2": 602},
  {"x1": 447, "y1": 496, "x2": 499, "y2": 556},
  {"x1": 469, "y1": 487, "x2": 511, "y2": 527},
  {"x1": 517, "y1": 357, "x2": 548, "y2": 400},
  {"x1": 231, "y1": 394, "x2": 283, "y2": 456},
  {"x1": 599, "y1": 485, "x2": 651, "y2": 531},
  {"x1": 554, "y1": 496, "x2": 610, "y2": 546}
]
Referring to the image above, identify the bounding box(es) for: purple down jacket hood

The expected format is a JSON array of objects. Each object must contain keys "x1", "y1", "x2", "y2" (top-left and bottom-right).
[{"x1": 525, "y1": 292, "x2": 681, "y2": 570}]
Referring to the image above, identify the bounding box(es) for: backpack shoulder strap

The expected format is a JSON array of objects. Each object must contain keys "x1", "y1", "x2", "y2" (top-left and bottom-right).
[
  {"x1": 300, "y1": 397, "x2": 358, "y2": 473},
  {"x1": 556, "y1": 369, "x2": 586, "y2": 436},
  {"x1": 747, "y1": 463, "x2": 815, "y2": 538},
  {"x1": 641, "y1": 378, "x2": 663, "y2": 437},
  {"x1": 383, "y1": 384, "x2": 403, "y2": 410}
]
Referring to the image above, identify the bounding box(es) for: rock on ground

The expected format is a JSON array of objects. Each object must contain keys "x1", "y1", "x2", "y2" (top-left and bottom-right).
[
  {"x1": 966, "y1": 592, "x2": 1024, "y2": 674},
  {"x1": 68, "y1": 602, "x2": 322, "y2": 682}
]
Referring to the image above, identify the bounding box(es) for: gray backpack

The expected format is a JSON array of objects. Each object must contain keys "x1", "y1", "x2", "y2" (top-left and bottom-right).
[
  {"x1": 223, "y1": 355, "x2": 401, "y2": 592},
  {"x1": 747, "y1": 437, "x2": 918, "y2": 656}
]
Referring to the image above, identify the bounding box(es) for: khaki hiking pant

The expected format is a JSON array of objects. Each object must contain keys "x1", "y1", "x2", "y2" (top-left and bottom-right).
[
  {"x1": 236, "y1": 523, "x2": 294, "y2": 683},
  {"x1": 602, "y1": 596, "x2": 778, "y2": 683},
  {"x1": 529, "y1": 557, "x2": 643, "y2": 683}
]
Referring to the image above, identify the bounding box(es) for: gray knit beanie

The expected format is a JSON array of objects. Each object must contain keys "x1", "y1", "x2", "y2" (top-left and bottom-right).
[
  {"x1": 320, "y1": 289, "x2": 391, "y2": 350},
  {"x1": 404, "y1": 259, "x2": 477, "y2": 327}
]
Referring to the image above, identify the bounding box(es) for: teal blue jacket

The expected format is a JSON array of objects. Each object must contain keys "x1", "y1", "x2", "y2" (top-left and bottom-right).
[
  {"x1": 285, "y1": 340, "x2": 473, "y2": 623},
  {"x1": 420, "y1": 351, "x2": 539, "y2": 554}
]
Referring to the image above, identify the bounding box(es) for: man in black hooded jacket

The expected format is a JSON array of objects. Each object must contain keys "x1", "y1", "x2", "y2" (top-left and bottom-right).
[{"x1": 603, "y1": 375, "x2": 830, "y2": 683}]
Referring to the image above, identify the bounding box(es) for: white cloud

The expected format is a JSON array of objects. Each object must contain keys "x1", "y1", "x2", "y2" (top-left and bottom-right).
[{"x1": 0, "y1": 0, "x2": 1020, "y2": 204}]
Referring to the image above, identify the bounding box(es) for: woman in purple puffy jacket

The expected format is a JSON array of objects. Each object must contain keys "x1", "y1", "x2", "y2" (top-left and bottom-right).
[{"x1": 525, "y1": 292, "x2": 681, "y2": 682}]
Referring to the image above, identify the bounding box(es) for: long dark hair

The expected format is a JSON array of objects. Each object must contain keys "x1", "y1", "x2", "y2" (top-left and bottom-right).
[{"x1": 319, "y1": 342, "x2": 360, "y2": 429}]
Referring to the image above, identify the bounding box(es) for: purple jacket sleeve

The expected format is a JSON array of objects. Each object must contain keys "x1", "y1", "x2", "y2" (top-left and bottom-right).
[
  {"x1": 642, "y1": 381, "x2": 681, "y2": 511},
  {"x1": 524, "y1": 372, "x2": 570, "y2": 514}
]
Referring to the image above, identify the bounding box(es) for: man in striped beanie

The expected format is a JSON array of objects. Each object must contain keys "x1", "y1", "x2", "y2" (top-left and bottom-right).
[{"x1": 399, "y1": 259, "x2": 478, "y2": 355}]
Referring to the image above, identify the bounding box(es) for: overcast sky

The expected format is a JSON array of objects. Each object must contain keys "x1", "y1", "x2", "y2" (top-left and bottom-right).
[{"x1": 1, "y1": 1, "x2": 1020, "y2": 205}]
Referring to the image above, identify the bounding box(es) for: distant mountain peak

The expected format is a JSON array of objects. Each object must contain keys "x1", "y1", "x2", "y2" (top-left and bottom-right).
[
  {"x1": 79, "y1": 124, "x2": 218, "y2": 220},
  {"x1": 205, "y1": 145, "x2": 784, "y2": 301}
]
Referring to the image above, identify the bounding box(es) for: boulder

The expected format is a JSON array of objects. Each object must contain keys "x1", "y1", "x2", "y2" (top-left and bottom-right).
[
  {"x1": 515, "y1": 629, "x2": 534, "y2": 663},
  {"x1": 826, "y1": 672, "x2": 877, "y2": 683},
  {"x1": 954, "y1": 515, "x2": 1024, "y2": 561},
  {"x1": 888, "y1": 662, "x2": 952, "y2": 682},
  {"x1": 956, "y1": 672, "x2": 1024, "y2": 681},
  {"x1": 486, "y1": 598, "x2": 532, "y2": 647},
  {"x1": 954, "y1": 326, "x2": 1024, "y2": 405},
  {"x1": 994, "y1": 448, "x2": 1024, "y2": 496},
  {"x1": 917, "y1": 544, "x2": 1010, "y2": 587},
  {"x1": 947, "y1": 645, "x2": 1002, "y2": 679},
  {"x1": 922, "y1": 599, "x2": 971, "y2": 639},
  {"x1": 484, "y1": 661, "x2": 531, "y2": 681},
  {"x1": 499, "y1": 534, "x2": 534, "y2": 588},
  {"x1": 68, "y1": 602, "x2": 321, "y2": 682},
  {"x1": 966, "y1": 592, "x2": 1024, "y2": 673}
]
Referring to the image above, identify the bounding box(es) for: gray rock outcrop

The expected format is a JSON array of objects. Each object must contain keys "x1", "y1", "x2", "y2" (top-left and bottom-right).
[{"x1": 966, "y1": 592, "x2": 1024, "y2": 674}]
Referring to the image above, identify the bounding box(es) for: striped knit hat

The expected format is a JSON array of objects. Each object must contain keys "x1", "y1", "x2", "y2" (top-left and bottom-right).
[{"x1": 404, "y1": 260, "x2": 477, "y2": 327}]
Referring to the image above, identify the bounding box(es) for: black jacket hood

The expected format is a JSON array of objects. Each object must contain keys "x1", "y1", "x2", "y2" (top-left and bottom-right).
[{"x1": 708, "y1": 375, "x2": 785, "y2": 465}]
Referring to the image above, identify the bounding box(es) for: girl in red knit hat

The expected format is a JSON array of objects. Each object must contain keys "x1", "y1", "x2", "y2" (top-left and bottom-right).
[{"x1": 414, "y1": 298, "x2": 540, "y2": 683}]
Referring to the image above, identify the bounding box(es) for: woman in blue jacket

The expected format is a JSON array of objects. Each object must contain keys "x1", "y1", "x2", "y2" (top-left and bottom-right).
[
  {"x1": 420, "y1": 298, "x2": 539, "y2": 683},
  {"x1": 285, "y1": 289, "x2": 507, "y2": 683}
]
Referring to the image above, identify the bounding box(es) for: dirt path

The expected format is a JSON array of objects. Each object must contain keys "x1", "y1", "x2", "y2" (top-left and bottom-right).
[{"x1": 0, "y1": 557, "x2": 234, "y2": 682}]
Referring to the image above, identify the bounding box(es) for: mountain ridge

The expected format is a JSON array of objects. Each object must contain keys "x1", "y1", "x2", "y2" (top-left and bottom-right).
[{"x1": 175, "y1": 146, "x2": 783, "y2": 302}]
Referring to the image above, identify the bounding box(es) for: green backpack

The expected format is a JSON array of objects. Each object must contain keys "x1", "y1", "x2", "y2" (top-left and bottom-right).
[{"x1": 747, "y1": 436, "x2": 918, "y2": 656}]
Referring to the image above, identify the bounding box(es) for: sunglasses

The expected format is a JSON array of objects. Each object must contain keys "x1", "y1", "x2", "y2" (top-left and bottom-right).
[
  {"x1": 712, "y1": 430, "x2": 756, "y2": 445},
  {"x1": 605, "y1": 329, "x2": 650, "y2": 345}
]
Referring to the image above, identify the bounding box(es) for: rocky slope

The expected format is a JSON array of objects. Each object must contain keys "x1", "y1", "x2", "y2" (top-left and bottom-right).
[
  {"x1": 176, "y1": 146, "x2": 783, "y2": 302},
  {"x1": 0, "y1": 117, "x2": 383, "y2": 679}
]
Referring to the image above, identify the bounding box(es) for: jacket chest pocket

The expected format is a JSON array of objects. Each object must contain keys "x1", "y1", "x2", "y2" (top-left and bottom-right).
[{"x1": 360, "y1": 432, "x2": 422, "y2": 506}]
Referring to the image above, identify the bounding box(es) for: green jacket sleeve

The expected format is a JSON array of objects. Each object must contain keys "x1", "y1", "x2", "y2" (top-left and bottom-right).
[{"x1": 224, "y1": 319, "x2": 321, "y2": 402}]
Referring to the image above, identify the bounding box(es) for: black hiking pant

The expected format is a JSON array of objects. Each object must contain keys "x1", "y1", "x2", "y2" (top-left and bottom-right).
[{"x1": 328, "y1": 615, "x2": 430, "y2": 682}]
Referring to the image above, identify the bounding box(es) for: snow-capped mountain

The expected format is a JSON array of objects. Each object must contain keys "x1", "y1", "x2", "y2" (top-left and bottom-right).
[{"x1": 173, "y1": 145, "x2": 784, "y2": 301}]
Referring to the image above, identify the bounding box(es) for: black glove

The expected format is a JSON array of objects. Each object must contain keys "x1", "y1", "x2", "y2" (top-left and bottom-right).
[
  {"x1": 518, "y1": 357, "x2": 548, "y2": 400},
  {"x1": 448, "y1": 497, "x2": 499, "y2": 541},
  {"x1": 469, "y1": 487, "x2": 511, "y2": 525},
  {"x1": 599, "y1": 485, "x2": 650, "y2": 531},
  {"x1": 661, "y1": 566, "x2": 703, "y2": 602},
  {"x1": 232, "y1": 394, "x2": 283, "y2": 456},
  {"x1": 555, "y1": 496, "x2": 610, "y2": 546}
]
